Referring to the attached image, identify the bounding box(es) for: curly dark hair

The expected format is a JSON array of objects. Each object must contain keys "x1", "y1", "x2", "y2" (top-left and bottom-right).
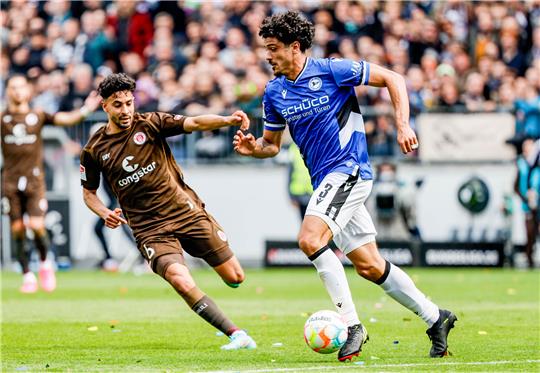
[
  {"x1": 97, "y1": 73, "x2": 136, "y2": 99},
  {"x1": 259, "y1": 11, "x2": 314, "y2": 52}
]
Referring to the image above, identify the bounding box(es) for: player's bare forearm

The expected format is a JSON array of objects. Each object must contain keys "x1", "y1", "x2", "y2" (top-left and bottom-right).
[
  {"x1": 53, "y1": 109, "x2": 88, "y2": 127},
  {"x1": 368, "y1": 63, "x2": 417, "y2": 153},
  {"x1": 83, "y1": 188, "x2": 127, "y2": 228},
  {"x1": 368, "y1": 63, "x2": 410, "y2": 131},
  {"x1": 53, "y1": 91, "x2": 100, "y2": 126},
  {"x1": 184, "y1": 111, "x2": 249, "y2": 132},
  {"x1": 251, "y1": 137, "x2": 280, "y2": 158},
  {"x1": 234, "y1": 129, "x2": 282, "y2": 158},
  {"x1": 83, "y1": 188, "x2": 111, "y2": 220}
]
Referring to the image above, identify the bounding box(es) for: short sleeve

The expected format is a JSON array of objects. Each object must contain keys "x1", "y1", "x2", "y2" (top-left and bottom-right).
[
  {"x1": 80, "y1": 149, "x2": 101, "y2": 190},
  {"x1": 42, "y1": 111, "x2": 55, "y2": 125},
  {"x1": 329, "y1": 58, "x2": 370, "y2": 87},
  {"x1": 149, "y1": 112, "x2": 189, "y2": 137},
  {"x1": 262, "y1": 88, "x2": 286, "y2": 132}
]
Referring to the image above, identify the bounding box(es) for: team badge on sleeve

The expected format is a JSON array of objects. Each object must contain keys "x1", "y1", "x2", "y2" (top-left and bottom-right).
[
  {"x1": 133, "y1": 132, "x2": 147, "y2": 145},
  {"x1": 80, "y1": 165, "x2": 87, "y2": 181}
]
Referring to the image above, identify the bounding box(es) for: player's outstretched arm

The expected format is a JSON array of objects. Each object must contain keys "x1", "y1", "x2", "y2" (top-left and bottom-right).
[
  {"x1": 53, "y1": 91, "x2": 102, "y2": 127},
  {"x1": 183, "y1": 110, "x2": 250, "y2": 132},
  {"x1": 367, "y1": 63, "x2": 418, "y2": 154},
  {"x1": 83, "y1": 188, "x2": 127, "y2": 229},
  {"x1": 233, "y1": 129, "x2": 282, "y2": 158}
]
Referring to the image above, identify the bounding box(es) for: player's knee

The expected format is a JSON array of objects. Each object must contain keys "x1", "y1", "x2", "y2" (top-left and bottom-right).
[
  {"x1": 354, "y1": 262, "x2": 382, "y2": 282},
  {"x1": 229, "y1": 269, "x2": 245, "y2": 284},
  {"x1": 298, "y1": 234, "x2": 323, "y2": 255},
  {"x1": 11, "y1": 226, "x2": 25, "y2": 240}
]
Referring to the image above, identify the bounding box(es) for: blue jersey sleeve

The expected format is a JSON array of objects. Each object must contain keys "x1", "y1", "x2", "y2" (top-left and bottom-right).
[
  {"x1": 262, "y1": 88, "x2": 286, "y2": 132},
  {"x1": 329, "y1": 58, "x2": 370, "y2": 87}
]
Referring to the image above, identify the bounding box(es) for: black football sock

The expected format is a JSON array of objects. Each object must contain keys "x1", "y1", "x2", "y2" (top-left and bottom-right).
[
  {"x1": 33, "y1": 229, "x2": 50, "y2": 262},
  {"x1": 14, "y1": 232, "x2": 30, "y2": 273},
  {"x1": 191, "y1": 295, "x2": 239, "y2": 336}
]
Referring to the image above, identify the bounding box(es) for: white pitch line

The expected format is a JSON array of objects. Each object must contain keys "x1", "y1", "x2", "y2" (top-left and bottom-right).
[{"x1": 192, "y1": 359, "x2": 540, "y2": 373}]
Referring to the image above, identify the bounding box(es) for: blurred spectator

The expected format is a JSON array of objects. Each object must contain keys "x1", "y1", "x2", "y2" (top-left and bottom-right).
[
  {"x1": 287, "y1": 143, "x2": 313, "y2": 221},
  {"x1": 51, "y1": 18, "x2": 85, "y2": 68},
  {"x1": 81, "y1": 9, "x2": 114, "y2": 71},
  {"x1": 514, "y1": 138, "x2": 540, "y2": 269},
  {"x1": 515, "y1": 82, "x2": 540, "y2": 139},
  {"x1": 462, "y1": 72, "x2": 496, "y2": 112},
  {"x1": 0, "y1": 0, "x2": 537, "y2": 162},
  {"x1": 109, "y1": 0, "x2": 153, "y2": 59}
]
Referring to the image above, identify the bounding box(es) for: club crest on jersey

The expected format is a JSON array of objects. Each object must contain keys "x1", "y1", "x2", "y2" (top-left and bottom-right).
[
  {"x1": 3, "y1": 115, "x2": 12, "y2": 123},
  {"x1": 133, "y1": 132, "x2": 146, "y2": 145},
  {"x1": 308, "y1": 77, "x2": 322, "y2": 91},
  {"x1": 174, "y1": 114, "x2": 182, "y2": 121},
  {"x1": 25, "y1": 113, "x2": 38, "y2": 126}
]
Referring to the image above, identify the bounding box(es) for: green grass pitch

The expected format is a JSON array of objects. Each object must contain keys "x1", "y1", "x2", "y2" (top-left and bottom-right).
[{"x1": 2, "y1": 268, "x2": 539, "y2": 372}]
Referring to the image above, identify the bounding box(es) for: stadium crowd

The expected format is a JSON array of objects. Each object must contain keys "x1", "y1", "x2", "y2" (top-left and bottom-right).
[{"x1": 1, "y1": 0, "x2": 539, "y2": 157}]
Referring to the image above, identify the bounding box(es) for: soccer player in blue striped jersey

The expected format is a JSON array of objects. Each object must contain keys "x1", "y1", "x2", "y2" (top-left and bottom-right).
[{"x1": 234, "y1": 11, "x2": 456, "y2": 361}]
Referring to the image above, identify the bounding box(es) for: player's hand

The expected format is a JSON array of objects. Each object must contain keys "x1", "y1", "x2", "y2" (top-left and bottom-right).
[
  {"x1": 233, "y1": 130, "x2": 257, "y2": 156},
  {"x1": 397, "y1": 126, "x2": 419, "y2": 154},
  {"x1": 104, "y1": 207, "x2": 127, "y2": 229},
  {"x1": 83, "y1": 91, "x2": 102, "y2": 113},
  {"x1": 228, "y1": 110, "x2": 250, "y2": 131}
]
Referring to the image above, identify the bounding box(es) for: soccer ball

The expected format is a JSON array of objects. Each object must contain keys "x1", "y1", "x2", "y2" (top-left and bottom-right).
[{"x1": 303, "y1": 310, "x2": 347, "y2": 354}]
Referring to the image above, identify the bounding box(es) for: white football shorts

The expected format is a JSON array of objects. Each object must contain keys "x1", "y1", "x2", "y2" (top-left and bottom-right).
[{"x1": 305, "y1": 172, "x2": 377, "y2": 254}]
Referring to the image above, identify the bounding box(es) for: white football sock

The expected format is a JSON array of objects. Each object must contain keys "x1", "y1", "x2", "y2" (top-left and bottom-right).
[
  {"x1": 379, "y1": 262, "x2": 439, "y2": 327},
  {"x1": 310, "y1": 247, "x2": 360, "y2": 327}
]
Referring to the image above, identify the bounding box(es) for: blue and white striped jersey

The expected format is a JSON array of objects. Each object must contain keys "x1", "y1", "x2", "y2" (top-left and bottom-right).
[{"x1": 262, "y1": 57, "x2": 373, "y2": 189}]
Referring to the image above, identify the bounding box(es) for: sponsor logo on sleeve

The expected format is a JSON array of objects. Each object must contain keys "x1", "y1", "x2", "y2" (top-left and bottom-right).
[
  {"x1": 217, "y1": 230, "x2": 228, "y2": 242},
  {"x1": 133, "y1": 132, "x2": 146, "y2": 145},
  {"x1": 80, "y1": 165, "x2": 87, "y2": 181}
]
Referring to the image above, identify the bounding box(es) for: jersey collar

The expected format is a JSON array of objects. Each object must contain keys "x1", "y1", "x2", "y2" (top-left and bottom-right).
[{"x1": 286, "y1": 57, "x2": 310, "y2": 85}]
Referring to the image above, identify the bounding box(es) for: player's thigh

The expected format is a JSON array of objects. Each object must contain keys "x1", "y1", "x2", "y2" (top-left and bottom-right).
[
  {"x1": 306, "y1": 172, "x2": 373, "y2": 236},
  {"x1": 334, "y1": 204, "x2": 377, "y2": 255},
  {"x1": 298, "y1": 215, "x2": 333, "y2": 255},
  {"x1": 178, "y1": 213, "x2": 234, "y2": 268},
  {"x1": 25, "y1": 185, "x2": 47, "y2": 224},
  {"x1": 2, "y1": 185, "x2": 24, "y2": 223},
  {"x1": 137, "y1": 236, "x2": 185, "y2": 277}
]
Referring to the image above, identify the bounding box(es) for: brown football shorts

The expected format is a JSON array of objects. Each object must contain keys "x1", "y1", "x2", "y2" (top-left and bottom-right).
[
  {"x1": 137, "y1": 213, "x2": 234, "y2": 275},
  {"x1": 2, "y1": 178, "x2": 47, "y2": 221}
]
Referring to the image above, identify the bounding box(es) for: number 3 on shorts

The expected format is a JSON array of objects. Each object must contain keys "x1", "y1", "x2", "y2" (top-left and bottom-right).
[{"x1": 143, "y1": 244, "x2": 155, "y2": 260}]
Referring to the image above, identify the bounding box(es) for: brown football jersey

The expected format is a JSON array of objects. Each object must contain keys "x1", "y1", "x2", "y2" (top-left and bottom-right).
[
  {"x1": 80, "y1": 112, "x2": 206, "y2": 242},
  {"x1": 1, "y1": 110, "x2": 54, "y2": 184}
]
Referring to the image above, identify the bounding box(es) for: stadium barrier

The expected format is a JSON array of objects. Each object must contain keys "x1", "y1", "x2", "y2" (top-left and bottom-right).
[{"x1": 264, "y1": 240, "x2": 505, "y2": 268}]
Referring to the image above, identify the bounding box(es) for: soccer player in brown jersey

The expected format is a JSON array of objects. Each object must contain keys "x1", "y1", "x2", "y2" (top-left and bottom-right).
[
  {"x1": 1, "y1": 74, "x2": 101, "y2": 293},
  {"x1": 80, "y1": 73, "x2": 256, "y2": 350}
]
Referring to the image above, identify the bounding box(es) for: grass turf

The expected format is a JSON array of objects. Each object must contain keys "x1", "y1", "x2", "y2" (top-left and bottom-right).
[{"x1": 1, "y1": 268, "x2": 539, "y2": 372}]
